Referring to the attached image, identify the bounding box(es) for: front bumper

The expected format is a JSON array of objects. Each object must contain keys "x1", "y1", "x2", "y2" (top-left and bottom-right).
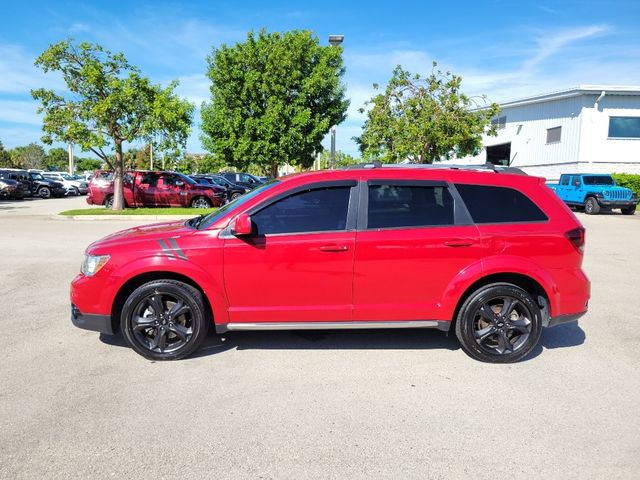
[
  {"x1": 597, "y1": 199, "x2": 638, "y2": 208},
  {"x1": 71, "y1": 304, "x2": 114, "y2": 334}
]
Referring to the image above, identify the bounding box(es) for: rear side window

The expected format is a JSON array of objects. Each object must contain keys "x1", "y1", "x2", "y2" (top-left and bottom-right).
[
  {"x1": 252, "y1": 186, "x2": 351, "y2": 235},
  {"x1": 367, "y1": 184, "x2": 454, "y2": 228},
  {"x1": 455, "y1": 184, "x2": 548, "y2": 223}
]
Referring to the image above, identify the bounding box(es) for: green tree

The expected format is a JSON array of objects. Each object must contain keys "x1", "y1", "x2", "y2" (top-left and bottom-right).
[
  {"x1": 10, "y1": 143, "x2": 46, "y2": 169},
  {"x1": 46, "y1": 147, "x2": 68, "y2": 171},
  {"x1": 317, "y1": 150, "x2": 360, "y2": 169},
  {"x1": 355, "y1": 62, "x2": 500, "y2": 163},
  {"x1": 32, "y1": 40, "x2": 194, "y2": 210},
  {"x1": 0, "y1": 140, "x2": 12, "y2": 167},
  {"x1": 201, "y1": 29, "x2": 349, "y2": 177},
  {"x1": 76, "y1": 157, "x2": 103, "y2": 172}
]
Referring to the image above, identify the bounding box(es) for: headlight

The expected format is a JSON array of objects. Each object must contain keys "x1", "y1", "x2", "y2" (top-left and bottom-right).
[
  {"x1": 81, "y1": 254, "x2": 110, "y2": 276},
  {"x1": 0, "y1": 180, "x2": 7, "y2": 188}
]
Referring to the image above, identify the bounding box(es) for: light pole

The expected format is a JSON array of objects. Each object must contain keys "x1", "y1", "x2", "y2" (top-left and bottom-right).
[
  {"x1": 67, "y1": 143, "x2": 74, "y2": 174},
  {"x1": 328, "y1": 34, "x2": 344, "y2": 167}
]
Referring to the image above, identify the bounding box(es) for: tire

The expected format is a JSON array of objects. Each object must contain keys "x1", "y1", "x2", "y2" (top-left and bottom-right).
[
  {"x1": 104, "y1": 196, "x2": 114, "y2": 209},
  {"x1": 120, "y1": 280, "x2": 209, "y2": 360},
  {"x1": 73, "y1": 187, "x2": 80, "y2": 196},
  {"x1": 584, "y1": 197, "x2": 600, "y2": 215},
  {"x1": 621, "y1": 205, "x2": 636, "y2": 215},
  {"x1": 230, "y1": 192, "x2": 242, "y2": 201},
  {"x1": 37, "y1": 186, "x2": 52, "y2": 199},
  {"x1": 455, "y1": 283, "x2": 542, "y2": 363},
  {"x1": 191, "y1": 196, "x2": 212, "y2": 208}
]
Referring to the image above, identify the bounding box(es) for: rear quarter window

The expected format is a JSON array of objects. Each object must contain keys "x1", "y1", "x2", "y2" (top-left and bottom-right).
[{"x1": 455, "y1": 184, "x2": 548, "y2": 223}]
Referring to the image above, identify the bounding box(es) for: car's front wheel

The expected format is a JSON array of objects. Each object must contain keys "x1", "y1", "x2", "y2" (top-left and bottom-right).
[
  {"x1": 584, "y1": 197, "x2": 600, "y2": 215},
  {"x1": 455, "y1": 283, "x2": 542, "y2": 363},
  {"x1": 37, "y1": 186, "x2": 51, "y2": 199},
  {"x1": 621, "y1": 205, "x2": 636, "y2": 215},
  {"x1": 191, "y1": 196, "x2": 212, "y2": 208},
  {"x1": 121, "y1": 280, "x2": 209, "y2": 360}
]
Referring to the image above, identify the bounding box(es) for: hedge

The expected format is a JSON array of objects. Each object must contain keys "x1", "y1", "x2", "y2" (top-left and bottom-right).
[{"x1": 612, "y1": 173, "x2": 640, "y2": 197}]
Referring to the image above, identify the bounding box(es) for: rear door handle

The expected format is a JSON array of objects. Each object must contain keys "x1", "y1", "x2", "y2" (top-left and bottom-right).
[
  {"x1": 443, "y1": 239, "x2": 474, "y2": 247},
  {"x1": 319, "y1": 244, "x2": 349, "y2": 252}
]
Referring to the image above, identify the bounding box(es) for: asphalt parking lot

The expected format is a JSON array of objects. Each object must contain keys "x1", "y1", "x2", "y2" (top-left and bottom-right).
[{"x1": 0, "y1": 196, "x2": 639, "y2": 479}]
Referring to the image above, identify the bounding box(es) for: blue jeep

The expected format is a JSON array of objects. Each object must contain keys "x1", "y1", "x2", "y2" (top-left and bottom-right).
[{"x1": 548, "y1": 174, "x2": 638, "y2": 215}]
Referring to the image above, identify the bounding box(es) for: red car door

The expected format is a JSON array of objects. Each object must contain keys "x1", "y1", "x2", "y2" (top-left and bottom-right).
[
  {"x1": 223, "y1": 183, "x2": 357, "y2": 324},
  {"x1": 353, "y1": 181, "x2": 483, "y2": 321}
]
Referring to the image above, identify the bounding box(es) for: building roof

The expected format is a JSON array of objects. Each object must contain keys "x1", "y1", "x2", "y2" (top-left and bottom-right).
[{"x1": 500, "y1": 85, "x2": 640, "y2": 108}]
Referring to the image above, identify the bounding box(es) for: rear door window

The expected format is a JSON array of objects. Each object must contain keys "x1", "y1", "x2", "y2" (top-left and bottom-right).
[
  {"x1": 367, "y1": 184, "x2": 455, "y2": 228},
  {"x1": 455, "y1": 184, "x2": 548, "y2": 223}
]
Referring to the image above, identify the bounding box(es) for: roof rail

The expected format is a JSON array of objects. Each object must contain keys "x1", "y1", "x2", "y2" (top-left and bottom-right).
[{"x1": 341, "y1": 162, "x2": 527, "y2": 175}]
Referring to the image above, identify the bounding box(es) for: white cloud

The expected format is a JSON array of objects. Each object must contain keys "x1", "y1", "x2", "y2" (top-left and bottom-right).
[
  {"x1": 174, "y1": 74, "x2": 211, "y2": 105},
  {"x1": 0, "y1": 44, "x2": 65, "y2": 95}
]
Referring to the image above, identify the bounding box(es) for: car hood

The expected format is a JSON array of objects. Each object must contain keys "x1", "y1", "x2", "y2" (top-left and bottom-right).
[{"x1": 88, "y1": 220, "x2": 195, "y2": 252}]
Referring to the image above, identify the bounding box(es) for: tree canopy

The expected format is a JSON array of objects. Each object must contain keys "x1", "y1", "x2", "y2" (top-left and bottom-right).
[
  {"x1": 355, "y1": 62, "x2": 500, "y2": 164},
  {"x1": 0, "y1": 140, "x2": 11, "y2": 167},
  {"x1": 10, "y1": 143, "x2": 46, "y2": 170},
  {"x1": 32, "y1": 40, "x2": 194, "y2": 209},
  {"x1": 200, "y1": 29, "x2": 349, "y2": 177}
]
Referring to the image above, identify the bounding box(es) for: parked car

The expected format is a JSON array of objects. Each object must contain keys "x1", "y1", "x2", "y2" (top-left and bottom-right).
[
  {"x1": 5, "y1": 169, "x2": 67, "y2": 198},
  {"x1": 191, "y1": 174, "x2": 248, "y2": 202},
  {"x1": 0, "y1": 169, "x2": 31, "y2": 198},
  {"x1": 219, "y1": 172, "x2": 264, "y2": 190},
  {"x1": 86, "y1": 170, "x2": 226, "y2": 208},
  {"x1": 71, "y1": 164, "x2": 590, "y2": 363},
  {"x1": 43, "y1": 172, "x2": 89, "y2": 195},
  {"x1": 0, "y1": 177, "x2": 21, "y2": 199},
  {"x1": 548, "y1": 173, "x2": 638, "y2": 215}
]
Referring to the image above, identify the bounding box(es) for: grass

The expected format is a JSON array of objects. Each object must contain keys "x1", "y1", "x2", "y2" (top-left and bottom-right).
[{"x1": 60, "y1": 207, "x2": 217, "y2": 216}]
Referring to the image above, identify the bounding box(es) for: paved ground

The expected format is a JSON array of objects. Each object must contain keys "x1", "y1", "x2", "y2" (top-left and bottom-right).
[{"x1": 0, "y1": 197, "x2": 639, "y2": 479}]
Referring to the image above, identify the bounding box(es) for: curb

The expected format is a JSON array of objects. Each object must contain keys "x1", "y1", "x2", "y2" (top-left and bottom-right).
[{"x1": 53, "y1": 214, "x2": 196, "y2": 221}]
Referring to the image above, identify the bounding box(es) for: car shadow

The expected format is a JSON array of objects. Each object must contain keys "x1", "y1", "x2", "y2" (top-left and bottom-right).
[
  {"x1": 524, "y1": 321, "x2": 586, "y2": 361},
  {"x1": 100, "y1": 322, "x2": 586, "y2": 361}
]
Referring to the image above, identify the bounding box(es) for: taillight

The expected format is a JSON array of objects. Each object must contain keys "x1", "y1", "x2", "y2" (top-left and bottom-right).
[{"x1": 565, "y1": 227, "x2": 585, "y2": 254}]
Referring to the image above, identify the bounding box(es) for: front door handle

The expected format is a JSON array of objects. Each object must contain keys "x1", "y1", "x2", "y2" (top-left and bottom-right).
[
  {"x1": 319, "y1": 244, "x2": 349, "y2": 252},
  {"x1": 443, "y1": 239, "x2": 474, "y2": 247}
]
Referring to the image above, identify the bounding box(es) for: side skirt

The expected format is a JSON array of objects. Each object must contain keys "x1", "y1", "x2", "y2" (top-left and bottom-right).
[{"x1": 216, "y1": 320, "x2": 451, "y2": 334}]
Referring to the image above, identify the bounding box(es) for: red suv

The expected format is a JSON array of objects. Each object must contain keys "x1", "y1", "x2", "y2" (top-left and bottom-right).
[{"x1": 71, "y1": 165, "x2": 590, "y2": 363}]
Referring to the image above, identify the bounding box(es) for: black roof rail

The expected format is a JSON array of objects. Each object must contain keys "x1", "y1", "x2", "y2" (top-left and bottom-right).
[{"x1": 341, "y1": 161, "x2": 527, "y2": 175}]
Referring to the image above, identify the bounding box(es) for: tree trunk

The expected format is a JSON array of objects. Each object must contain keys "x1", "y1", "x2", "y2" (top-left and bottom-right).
[
  {"x1": 112, "y1": 141, "x2": 125, "y2": 211},
  {"x1": 270, "y1": 162, "x2": 279, "y2": 178}
]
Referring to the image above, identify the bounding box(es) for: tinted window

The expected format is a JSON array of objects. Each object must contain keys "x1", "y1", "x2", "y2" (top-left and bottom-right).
[
  {"x1": 252, "y1": 186, "x2": 351, "y2": 235},
  {"x1": 583, "y1": 175, "x2": 614, "y2": 185},
  {"x1": 455, "y1": 184, "x2": 548, "y2": 223},
  {"x1": 609, "y1": 117, "x2": 640, "y2": 138},
  {"x1": 368, "y1": 185, "x2": 454, "y2": 228},
  {"x1": 560, "y1": 176, "x2": 570, "y2": 186}
]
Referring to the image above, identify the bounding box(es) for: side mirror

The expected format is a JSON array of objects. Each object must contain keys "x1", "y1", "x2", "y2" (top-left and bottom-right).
[{"x1": 231, "y1": 213, "x2": 253, "y2": 236}]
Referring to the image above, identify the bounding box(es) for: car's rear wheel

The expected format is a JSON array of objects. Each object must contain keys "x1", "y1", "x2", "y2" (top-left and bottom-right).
[
  {"x1": 621, "y1": 205, "x2": 636, "y2": 215},
  {"x1": 104, "y1": 196, "x2": 114, "y2": 209},
  {"x1": 230, "y1": 192, "x2": 242, "y2": 201},
  {"x1": 37, "y1": 186, "x2": 51, "y2": 199},
  {"x1": 191, "y1": 196, "x2": 212, "y2": 208},
  {"x1": 121, "y1": 280, "x2": 209, "y2": 360},
  {"x1": 584, "y1": 197, "x2": 600, "y2": 215},
  {"x1": 455, "y1": 283, "x2": 542, "y2": 363}
]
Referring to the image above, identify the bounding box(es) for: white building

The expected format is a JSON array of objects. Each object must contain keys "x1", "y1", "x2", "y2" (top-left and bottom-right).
[{"x1": 446, "y1": 85, "x2": 640, "y2": 181}]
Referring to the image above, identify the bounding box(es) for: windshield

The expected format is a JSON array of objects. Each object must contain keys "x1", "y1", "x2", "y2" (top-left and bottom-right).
[
  {"x1": 30, "y1": 172, "x2": 44, "y2": 180},
  {"x1": 194, "y1": 180, "x2": 280, "y2": 230},
  {"x1": 583, "y1": 175, "x2": 614, "y2": 186},
  {"x1": 212, "y1": 176, "x2": 232, "y2": 187},
  {"x1": 60, "y1": 173, "x2": 73, "y2": 180},
  {"x1": 177, "y1": 173, "x2": 198, "y2": 185}
]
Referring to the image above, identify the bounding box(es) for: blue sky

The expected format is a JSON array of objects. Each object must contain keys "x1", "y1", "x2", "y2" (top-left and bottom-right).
[{"x1": 1, "y1": 0, "x2": 639, "y2": 157}]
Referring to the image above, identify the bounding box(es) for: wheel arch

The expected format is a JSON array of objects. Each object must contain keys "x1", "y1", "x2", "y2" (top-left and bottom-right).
[
  {"x1": 110, "y1": 271, "x2": 215, "y2": 334},
  {"x1": 449, "y1": 272, "x2": 551, "y2": 330}
]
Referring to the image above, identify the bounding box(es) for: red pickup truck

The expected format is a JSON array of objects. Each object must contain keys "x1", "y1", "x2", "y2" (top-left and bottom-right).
[{"x1": 87, "y1": 171, "x2": 226, "y2": 208}]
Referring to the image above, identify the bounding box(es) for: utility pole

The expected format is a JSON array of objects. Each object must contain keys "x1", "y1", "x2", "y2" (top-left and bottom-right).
[
  {"x1": 149, "y1": 143, "x2": 154, "y2": 170},
  {"x1": 67, "y1": 143, "x2": 74, "y2": 174}
]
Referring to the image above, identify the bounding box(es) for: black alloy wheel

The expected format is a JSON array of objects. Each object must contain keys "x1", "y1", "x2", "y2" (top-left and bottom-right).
[
  {"x1": 121, "y1": 280, "x2": 208, "y2": 360},
  {"x1": 455, "y1": 283, "x2": 542, "y2": 363}
]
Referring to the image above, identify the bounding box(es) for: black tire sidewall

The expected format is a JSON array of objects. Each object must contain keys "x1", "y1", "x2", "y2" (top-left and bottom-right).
[
  {"x1": 38, "y1": 187, "x2": 51, "y2": 199},
  {"x1": 191, "y1": 196, "x2": 211, "y2": 208},
  {"x1": 120, "y1": 280, "x2": 209, "y2": 360},
  {"x1": 455, "y1": 283, "x2": 542, "y2": 363},
  {"x1": 585, "y1": 197, "x2": 599, "y2": 215}
]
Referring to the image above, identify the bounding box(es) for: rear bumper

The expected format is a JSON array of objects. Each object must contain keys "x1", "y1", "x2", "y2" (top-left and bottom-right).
[
  {"x1": 547, "y1": 311, "x2": 586, "y2": 328},
  {"x1": 71, "y1": 304, "x2": 114, "y2": 334}
]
